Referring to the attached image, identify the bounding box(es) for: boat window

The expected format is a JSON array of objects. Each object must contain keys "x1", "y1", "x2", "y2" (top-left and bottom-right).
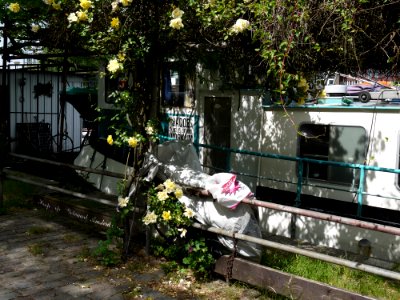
[
  {"x1": 162, "y1": 63, "x2": 194, "y2": 107},
  {"x1": 298, "y1": 124, "x2": 367, "y2": 186}
]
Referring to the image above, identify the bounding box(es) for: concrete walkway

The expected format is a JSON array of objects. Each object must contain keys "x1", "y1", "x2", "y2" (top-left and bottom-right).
[{"x1": 0, "y1": 209, "x2": 173, "y2": 300}]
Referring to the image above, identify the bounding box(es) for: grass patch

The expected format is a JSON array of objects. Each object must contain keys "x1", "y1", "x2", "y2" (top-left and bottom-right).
[
  {"x1": 261, "y1": 249, "x2": 400, "y2": 299},
  {"x1": 28, "y1": 242, "x2": 49, "y2": 256},
  {"x1": 26, "y1": 226, "x2": 52, "y2": 235},
  {"x1": 63, "y1": 233, "x2": 82, "y2": 243},
  {"x1": 125, "y1": 258, "x2": 151, "y2": 274},
  {"x1": 1, "y1": 179, "x2": 40, "y2": 212}
]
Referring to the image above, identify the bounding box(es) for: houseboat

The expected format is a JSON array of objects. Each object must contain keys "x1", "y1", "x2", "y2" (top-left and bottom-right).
[
  {"x1": 75, "y1": 66, "x2": 400, "y2": 264},
  {"x1": 155, "y1": 68, "x2": 400, "y2": 263}
]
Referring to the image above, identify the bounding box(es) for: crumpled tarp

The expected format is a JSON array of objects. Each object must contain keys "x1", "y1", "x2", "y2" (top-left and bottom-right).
[{"x1": 145, "y1": 140, "x2": 262, "y2": 262}]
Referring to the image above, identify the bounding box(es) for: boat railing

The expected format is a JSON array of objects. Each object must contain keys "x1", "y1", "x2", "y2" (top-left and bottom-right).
[
  {"x1": 184, "y1": 140, "x2": 400, "y2": 218},
  {"x1": 3, "y1": 145, "x2": 400, "y2": 282}
]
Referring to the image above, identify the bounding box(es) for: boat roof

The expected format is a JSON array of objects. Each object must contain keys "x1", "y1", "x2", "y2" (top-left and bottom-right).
[{"x1": 263, "y1": 97, "x2": 400, "y2": 111}]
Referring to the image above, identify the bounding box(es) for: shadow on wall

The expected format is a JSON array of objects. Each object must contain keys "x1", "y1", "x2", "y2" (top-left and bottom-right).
[
  {"x1": 259, "y1": 206, "x2": 400, "y2": 263},
  {"x1": 230, "y1": 94, "x2": 263, "y2": 190}
]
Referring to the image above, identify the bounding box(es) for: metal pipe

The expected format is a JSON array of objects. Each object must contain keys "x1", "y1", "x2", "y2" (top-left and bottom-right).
[
  {"x1": 9, "y1": 152, "x2": 125, "y2": 179},
  {"x1": 357, "y1": 166, "x2": 366, "y2": 216},
  {"x1": 295, "y1": 160, "x2": 303, "y2": 206},
  {"x1": 242, "y1": 197, "x2": 400, "y2": 236},
  {"x1": 193, "y1": 140, "x2": 400, "y2": 174},
  {"x1": 192, "y1": 222, "x2": 400, "y2": 281},
  {"x1": 4, "y1": 172, "x2": 116, "y2": 207}
]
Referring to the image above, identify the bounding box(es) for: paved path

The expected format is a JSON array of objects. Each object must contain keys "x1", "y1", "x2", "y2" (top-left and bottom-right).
[{"x1": 0, "y1": 209, "x2": 173, "y2": 300}]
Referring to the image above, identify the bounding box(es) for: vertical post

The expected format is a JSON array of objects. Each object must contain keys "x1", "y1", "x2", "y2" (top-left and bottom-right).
[
  {"x1": 193, "y1": 115, "x2": 200, "y2": 154},
  {"x1": 1, "y1": 20, "x2": 10, "y2": 153},
  {"x1": 295, "y1": 160, "x2": 303, "y2": 207},
  {"x1": 357, "y1": 166, "x2": 365, "y2": 217},
  {"x1": 58, "y1": 54, "x2": 68, "y2": 153},
  {"x1": 291, "y1": 159, "x2": 303, "y2": 239},
  {"x1": 0, "y1": 20, "x2": 9, "y2": 210}
]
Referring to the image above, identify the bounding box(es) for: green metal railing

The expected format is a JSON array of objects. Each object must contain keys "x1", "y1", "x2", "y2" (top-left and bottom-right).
[{"x1": 160, "y1": 136, "x2": 400, "y2": 217}]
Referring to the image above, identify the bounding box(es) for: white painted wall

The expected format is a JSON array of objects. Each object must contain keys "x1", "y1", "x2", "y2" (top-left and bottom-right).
[
  {"x1": 258, "y1": 108, "x2": 400, "y2": 210},
  {"x1": 253, "y1": 107, "x2": 400, "y2": 262},
  {"x1": 195, "y1": 70, "x2": 400, "y2": 262},
  {"x1": 258, "y1": 208, "x2": 400, "y2": 262}
]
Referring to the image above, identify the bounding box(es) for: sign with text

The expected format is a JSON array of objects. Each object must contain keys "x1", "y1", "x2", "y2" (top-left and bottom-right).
[{"x1": 165, "y1": 114, "x2": 198, "y2": 143}]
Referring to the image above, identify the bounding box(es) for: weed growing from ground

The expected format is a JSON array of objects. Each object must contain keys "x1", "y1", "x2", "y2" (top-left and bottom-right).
[
  {"x1": 92, "y1": 216, "x2": 123, "y2": 267},
  {"x1": 1, "y1": 180, "x2": 39, "y2": 212},
  {"x1": 26, "y1": 226, "x2": 51, "y2": 235},
  {"x1": 28, "y1": 242, "x2": 49, "y2": 256}
]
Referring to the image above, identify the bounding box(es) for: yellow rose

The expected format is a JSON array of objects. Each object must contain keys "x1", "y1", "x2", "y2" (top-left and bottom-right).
[
  {"x1": 111, "y1": 1, "x2": 119, "y2": 12},
  {"x1": 145, "y1": 125, "x2": 155, "y2": 135},
  {"x1": 143, "y1": 211, "x2": 157, "y2": 225},
  {"x1": 111, "y1": 17, "x2": 120, "y2": 29},
  {"x1": 80, "y1": 0, "x2": 92, "y2": 10},
  {"x1": 68, "y1": 13, "x2": 78, "y2": 23},
  {"x1": 31, "y1": 25, "x2": 40, "y2": 33},
  {"x1": 107, "y1": 59, "x2": 120, "y2": 73},
  {"x1": 183, "y1": 207, "x2": 195, "y2": 218},
  {"x1": 77, "y1": 11, "x2": 88, "y2": 22},
  {"x1": 118, "y1": 196, "x2": 129, "y2": 208},
  {"x1": 117, "y1": 52, "x2": 126, "y2": 61},
  {"x1": 157, "y1": 191, "x2": 169, "y2": 201},
  {"x1": 231, "y1": 18, "x2": 250, "y2": 34},
  {"x1": 162, "y1": 211, "x2": 172, "y2": 221},
  {"x1": 9, "y1": 3, "x2": 20, "y2": 13},
  {"x1": 52, "y1": 2, "x2": 61, "y2": 10},
  {"x1": 170, "y1": 18, "x2": 184, "y2": 30},
  {"x1": 120, "y1": 0, "x2": 132, "y2": 6},
  {"x1": 107, "y1": 135, "x2": 113, "y2": 145},
  {"x1": 174, "y1": 188, "x2": 183, "y2": 199},
  {"x1": 128, "y1": 137, "x2": 138, "y2": 148},
  {"x1": 171, "y1": 8, "x2": 184, "y2": 18},
  {"x1": 163, "y1": 179, "x2": 176, "y2": 192}
]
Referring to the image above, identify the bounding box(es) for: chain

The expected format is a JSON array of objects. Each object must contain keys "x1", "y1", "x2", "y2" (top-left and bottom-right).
[{"x1": 225, "y1": 232, "x2": 238, "y2": 283}]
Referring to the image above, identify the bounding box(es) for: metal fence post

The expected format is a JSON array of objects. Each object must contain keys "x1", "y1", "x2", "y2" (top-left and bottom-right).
[
  {"x1": 357, "y1": 166, "x2": 366, "y2": 217},
  {"x1": 290, "y1": 160, "x2": 304, "y2": 239}
]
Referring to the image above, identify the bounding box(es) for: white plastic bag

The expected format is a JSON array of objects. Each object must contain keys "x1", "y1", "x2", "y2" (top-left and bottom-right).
[{"x1": 205, "y1": 173, "x2": 253, "y2": 209}]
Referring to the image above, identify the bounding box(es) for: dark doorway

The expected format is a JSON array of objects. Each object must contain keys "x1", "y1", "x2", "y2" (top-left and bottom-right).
[{"x1": 204, "y1": 96, "x2": 231, "y2": 173}]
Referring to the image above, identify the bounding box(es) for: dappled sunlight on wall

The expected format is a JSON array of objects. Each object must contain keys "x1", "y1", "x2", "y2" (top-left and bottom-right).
[
  {"x1": 296, "y1": 215, "x2": 400, "y2": 262},
  {"x1": 230, "y1": 93, "x2": 263, "y2": 189},
  {"x1": 257, "y1": 207, "x2": 292, "y2": 238},
  {"x1": 258, "y1": 110, "x2": 313, "y2": 193},
  {"x1": 258, "y1": 207, "x2": 400, "y2": 262}
]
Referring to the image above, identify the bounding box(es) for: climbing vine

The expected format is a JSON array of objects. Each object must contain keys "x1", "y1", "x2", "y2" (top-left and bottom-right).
[{"x1": 1, "y1": 0, "x2": 399, "y2": 266}]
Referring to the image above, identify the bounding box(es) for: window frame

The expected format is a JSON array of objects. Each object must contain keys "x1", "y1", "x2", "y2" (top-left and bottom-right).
[
  {"x1": 297, "y1": 123, "x2": 368, "y2": 187},
  {"x1": 161, "y1": 62, "x2": 194, "y2": 108}
]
